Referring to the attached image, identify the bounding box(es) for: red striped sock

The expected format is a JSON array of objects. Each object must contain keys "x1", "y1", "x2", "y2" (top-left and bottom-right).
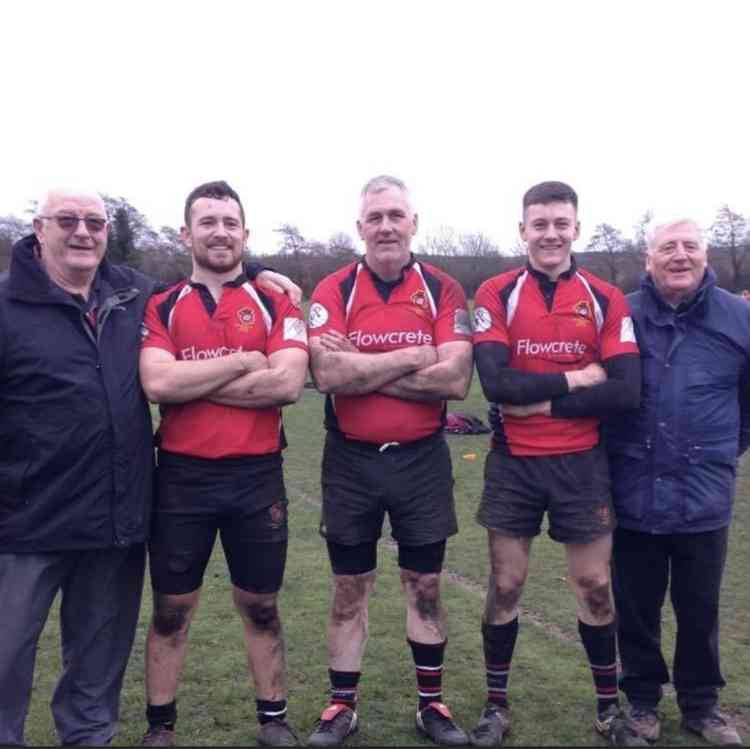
[{"x1": 408, "y1": 639, "x2": 446, "y2": 710}]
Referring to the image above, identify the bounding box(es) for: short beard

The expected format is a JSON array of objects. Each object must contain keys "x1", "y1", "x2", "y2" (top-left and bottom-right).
[{"x1": 193, "y1": 250, "x2": 243, "y2": 275}]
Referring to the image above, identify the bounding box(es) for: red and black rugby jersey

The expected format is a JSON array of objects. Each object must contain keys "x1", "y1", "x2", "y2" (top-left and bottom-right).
[
  {"x1": 473, "y1": 264, "x2": 638, "y2": 455},
  {"x1": 141, "y1": 277, "x2": 307, "y2": 458},
  {"x1": 309, "y1": 258, "x2": 471, "y2": 444}
]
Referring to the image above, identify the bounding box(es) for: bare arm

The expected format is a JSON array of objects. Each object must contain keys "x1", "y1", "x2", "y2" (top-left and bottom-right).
[
  {"x1": 378, "y1": 340, "x2": 473, "y2": 401},
  {"x1": 207, "y1": 348, "x2": 309, "y2": 408},
  {"x1": 139, "y1": 346, "x2": 268, "y2": 404},
  {"x1": 255, "y1": 270, "x2": 303, "y2": 307},
  {"x1": 309, "y1": 330, "x2": 437, "y2": 395}
]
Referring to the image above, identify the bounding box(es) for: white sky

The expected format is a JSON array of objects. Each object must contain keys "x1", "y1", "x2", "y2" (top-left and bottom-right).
[{"x1": 2, "y1": 1, "x2": 749, "y2": 254}]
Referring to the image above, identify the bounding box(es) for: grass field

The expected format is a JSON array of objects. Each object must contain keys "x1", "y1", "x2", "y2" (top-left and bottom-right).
[{"x1": 24, "y1": 380, "x2": 750, "y2": 746}]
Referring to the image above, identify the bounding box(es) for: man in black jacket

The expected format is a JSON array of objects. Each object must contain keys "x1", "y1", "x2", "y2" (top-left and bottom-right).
[{"x1": 0, "y1": 187, "x2": 298, "y2": 746}]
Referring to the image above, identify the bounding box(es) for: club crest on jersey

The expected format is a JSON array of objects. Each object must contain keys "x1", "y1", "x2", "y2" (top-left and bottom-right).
[
  {"x1": 236, "y1": 307, "x2": 255, "y2": 332},
  {"x1": 411, "y1": 289, "x2": 428, "y2": 309},
  {"x1": 574, "y1": 300, "x2": 591, "y2": 319}
]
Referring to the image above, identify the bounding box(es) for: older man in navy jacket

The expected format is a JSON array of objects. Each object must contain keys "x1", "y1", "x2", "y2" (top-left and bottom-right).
[
  {"x1": 606, "y1": 218, "x2": 749, "y2": 746},
  {"x1": 0, "y1": 187, "x2": 298, "y2": 746}
]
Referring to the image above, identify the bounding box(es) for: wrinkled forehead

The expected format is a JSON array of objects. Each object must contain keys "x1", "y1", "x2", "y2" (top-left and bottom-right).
[
  {"x1": 359, "y1": 186, "x2": 414, "y2": 218},
  {"x1": 41, "y1": 189, "x2": 106, "y2": 218}
]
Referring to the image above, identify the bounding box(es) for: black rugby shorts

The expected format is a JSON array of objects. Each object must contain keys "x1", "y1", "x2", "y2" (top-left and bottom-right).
[
  {"x1": 149, "y1": 450, "x2": 288, "y2": 595},
  {"x1": 477, "y1": 443, "x2": 616, "y2": 544}
]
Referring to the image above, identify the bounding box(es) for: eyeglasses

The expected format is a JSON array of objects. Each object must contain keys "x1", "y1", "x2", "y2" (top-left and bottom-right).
[{"x1": 38, "y1": 215, "x2": 108, "y2": 233}]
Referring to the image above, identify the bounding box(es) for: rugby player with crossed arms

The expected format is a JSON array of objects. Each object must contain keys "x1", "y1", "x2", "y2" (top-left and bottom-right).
[
  {"x1": 306, "y1": 175, "x2": 473, "y2": 747},
  {"x1": 470, "y1": 181, "x2": 643, "y2": 747}
]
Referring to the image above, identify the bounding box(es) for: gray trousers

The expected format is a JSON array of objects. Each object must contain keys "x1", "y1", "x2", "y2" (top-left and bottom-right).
[{"x1": 0, "y1": 545, "x2": 145, "y2": 746}]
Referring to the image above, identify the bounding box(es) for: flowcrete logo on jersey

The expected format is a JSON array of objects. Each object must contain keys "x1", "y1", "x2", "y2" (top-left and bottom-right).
[
  {"x1": 181, "y1": 345, "x2": 245, "y2": 360},
  {"x1": 516, "y1": 339, "x2": 587, "y2": 356},
  {"x1": 348, "y1": 329, "x2": 433, "y2": 348}
]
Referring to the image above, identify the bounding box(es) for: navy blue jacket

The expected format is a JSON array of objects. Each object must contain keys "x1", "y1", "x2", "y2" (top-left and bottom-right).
[
  {"x1": 606, "y1": 269, "x2": 750, "y2": 534},
  {"x1": 0, "y1": 235, "x2": 156, "y2": 551}
]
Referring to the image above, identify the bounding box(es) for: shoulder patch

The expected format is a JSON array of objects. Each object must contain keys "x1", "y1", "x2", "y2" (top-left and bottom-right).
[
  {"x1": 454, "y1": 308, "x2": 472, "y2": 335},
  {"x1": 283, "y1": 317, "x2": 308, "y2": 344},
  {"x1": 473, "y1": 306, "x2": 492, "y2": 333},
  {"x1": 308, "y1": 302, "x2": 328, "y2": 329}
]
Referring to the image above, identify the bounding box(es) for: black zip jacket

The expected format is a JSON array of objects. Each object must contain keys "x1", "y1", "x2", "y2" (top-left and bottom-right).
[{"x1": 0, "y1": 235, "x2": 156, "y2": 551}]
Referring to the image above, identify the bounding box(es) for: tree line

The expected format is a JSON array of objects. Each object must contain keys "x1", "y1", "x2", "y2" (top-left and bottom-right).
[{"x1": 2, "y1": 198, "x2": 749, "y2": 296}]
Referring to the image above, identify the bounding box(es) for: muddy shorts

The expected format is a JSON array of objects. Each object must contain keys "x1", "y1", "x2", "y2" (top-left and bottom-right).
[{"x1": 149, "y1": 450, "x2": 288, "y2": 594}]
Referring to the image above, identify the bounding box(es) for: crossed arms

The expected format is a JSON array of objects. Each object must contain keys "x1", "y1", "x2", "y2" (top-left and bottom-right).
[
  {"x1": 139, "y1": 346, "x2": 309, "y2": 409},
  {"x1": 474, "y1": 341, "x2": 641, "y2": 418},
  {"x1": 309, "y1": 330, "x2": 473, "y2": 402}
]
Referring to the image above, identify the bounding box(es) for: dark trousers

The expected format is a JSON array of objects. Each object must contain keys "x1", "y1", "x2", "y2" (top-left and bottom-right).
[
  {"x1": 612, "y1": 526, "x2": 728, "y2": 719},
  {"x1": 0, "y1": 545, "x2": 145, "y2": 746}
]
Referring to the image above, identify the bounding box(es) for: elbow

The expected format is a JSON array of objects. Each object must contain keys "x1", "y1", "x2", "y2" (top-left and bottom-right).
[{"x1": 140, "y1": 377, "x2": 168, "y2": 404}]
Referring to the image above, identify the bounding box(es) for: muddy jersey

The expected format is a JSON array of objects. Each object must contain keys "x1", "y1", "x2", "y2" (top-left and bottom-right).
[
  {"x1": 141, "y1": 276, "x2": 307, "y2": 458},
  {"x1": 473, "y1": 264, "x2": 638, "y2": 455},
  {"x1": 309, "y1": 258, "x2": 471, "y2": 444}
]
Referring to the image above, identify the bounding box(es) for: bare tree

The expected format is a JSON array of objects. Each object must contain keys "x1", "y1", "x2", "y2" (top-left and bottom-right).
[
  {"x1": 711, "y1": 205, "x2": 749, "y2": 292},
  {"x1": 459, "y1": 232, "x2": 499, "y2": 257},
  {"x1": 418, "y1": 226, "x2": 458, "y2": 256},
  {"x1": 274, "y1": 224, "x2": 306, "y2": 255},
  {"x1": 327, "y1": 232, "x2": 357, "y2": 258},
  {"x1": 586, "y1": 223, "x2": 626, "y2": 285}
]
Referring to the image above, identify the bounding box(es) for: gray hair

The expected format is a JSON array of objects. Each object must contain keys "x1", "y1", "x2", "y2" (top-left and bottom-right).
[
  {"x1": 645, "y1": 216, "x2": 706, "y2": 251},
  {"x1": 35, "y1": 187, "x2": 107, "y2": 219},
  {"x1": 360, "y1": 174, "x2": 408, "y2": 197}
]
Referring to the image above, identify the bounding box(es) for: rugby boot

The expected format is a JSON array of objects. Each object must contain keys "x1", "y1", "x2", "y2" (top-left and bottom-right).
[
  {"x1": 141, "y1": 725, "x2": 175, "y2": 747},
  {"x1": 307, "y1": 704, "x2": 358, "y2": 747},
  {"x1": 416, "y1": 702, "x2": 469, "y2": 746},
  {"x1": 257, "y1": 717, "x2": 300, "y2": 746},
  {"x1": 468, "y1": 703, "x2": 510, "y2": 747}
]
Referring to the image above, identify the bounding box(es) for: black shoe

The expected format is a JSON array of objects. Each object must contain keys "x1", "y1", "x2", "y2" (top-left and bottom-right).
[
  {"x1": 469, "y1": 703, "x2": 510, "y2": 747},
  {"x1": 257, "y1": 717, "x2": 300, "y2": 746},
  {"x1": 416, "y1": 702, "x2": 469, "y2": 746},
  {"x1": 307, "y1": 704, "x2": 358, "y2": 747},
  {"x1": 141, "y1": 725, "x2": 175, "y2": 747}
]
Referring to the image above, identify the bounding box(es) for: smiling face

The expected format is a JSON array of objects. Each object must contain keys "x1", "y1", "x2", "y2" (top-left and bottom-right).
[
  {"x1": 182, "y1": 196, "x2": 248, "y2": 275},
  {"x1": 357, "y1": 185, "x2": 418, "y2": 279},
  {"x1": 646, "y1": 220, "x2": 707, "y2": 306},
  {"x1": 33, "y1": 191, "x2": 108, "y2": 285},
  {"x1": 520, "y1": 201, "x2": 580, "y2": 278}
]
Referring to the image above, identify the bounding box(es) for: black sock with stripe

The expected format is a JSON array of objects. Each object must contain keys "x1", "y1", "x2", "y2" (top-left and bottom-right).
[
  {"x1": 408, "y1": 638, "x2": 446, "y2": 710},
  {"x1": 578, "y1": 619, "x2": 619, "y2": 716},
  {"x1": 482, "y1": 617, "x2": 518, "y2": 708}
]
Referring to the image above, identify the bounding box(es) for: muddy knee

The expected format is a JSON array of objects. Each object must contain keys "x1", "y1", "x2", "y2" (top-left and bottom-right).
[
  {"x1": 242, "y1": 601, "x2": 282, "y2": 635},
  {"x1": 576, "y1": 576, "x2": 613, "y2": 621},
  {"x1": 153, "y1": 603, "x2": 192, "y2": 637},
  {"x1": 402, "y1": 570, "x2": 441, "y2": 622},
  {"x1": 486, "y1": 575, "x2": 524, "y2": 620},
  {"x1": 331, "y1": 575, "x2": 371, "y2": 625}
]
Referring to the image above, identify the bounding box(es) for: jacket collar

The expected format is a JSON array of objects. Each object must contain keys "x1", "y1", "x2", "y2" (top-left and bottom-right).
[
  {"x1": 640, "y1": 267, "x2": 715, "y2": 320},
  {"x1": 9, "y1": 233, "x2": 119, "y2": 304}
]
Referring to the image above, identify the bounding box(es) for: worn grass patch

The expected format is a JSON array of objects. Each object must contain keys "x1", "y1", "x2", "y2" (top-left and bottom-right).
[{"x1": 23, "y1": 382, "x2": 750, "y2": 745}]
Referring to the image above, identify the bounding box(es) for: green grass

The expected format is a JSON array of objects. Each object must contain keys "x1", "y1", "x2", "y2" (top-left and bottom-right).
[{"x1": 23, "y1": 381, "x2": 750, "y2": 745}]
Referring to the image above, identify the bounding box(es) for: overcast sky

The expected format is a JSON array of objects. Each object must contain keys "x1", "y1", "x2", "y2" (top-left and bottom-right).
[{"x1": 3, "y1": 1, "x2": 748, "y2": 255}]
